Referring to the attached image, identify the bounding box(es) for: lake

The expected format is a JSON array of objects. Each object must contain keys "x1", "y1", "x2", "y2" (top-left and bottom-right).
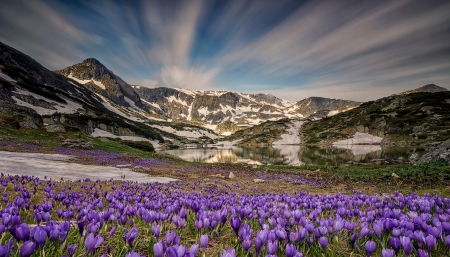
[{"x1": 161, "y1": 145, "x2": 427, "y2": 166}]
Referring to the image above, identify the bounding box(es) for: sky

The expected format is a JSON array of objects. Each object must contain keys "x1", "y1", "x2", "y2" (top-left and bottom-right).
[{"x1": 0, "y1": 0, "x2": 449, "y2": 101}]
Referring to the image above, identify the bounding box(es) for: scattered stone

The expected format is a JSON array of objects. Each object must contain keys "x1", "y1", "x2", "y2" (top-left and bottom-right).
[
  {"x1": 418, "y1": 139, "x2": 450, "y2": 164},
  {"x1": 203, "y1": 178, "x2": 210, "y2": 181},
  {"x1": 98, "y1": 138, "x2": 110, "y2": 142},
  {"x1": 252, "y1": 165, "x2": 257, "y2": 169},
  {"x1": 116, "y1": 164, "x2": 132, "y2": 168},
  {"x1": 42, "y1": 118, "x2": 55, "y2": 125},
  {"x1": 409, "y1": 153, "x2": 420, "y2": 162},
  {"x1": 315, "y1": 169, "x2": 320, "y2": 172},
  {"x1": 228, "y1": 172, "x2": 235, "y2": 179},
  {"x1": 211, "y1": 174, "x2": 225, "y2": 178},
  {"x1": 391, "y1": 173, "x2": 400, "y2": 178},
  {"x1": 19, "y1": 120, "x2": 38, "y2": 129},
  {"x1": 61, "y1": 139, "x2": 93, "y2": 149},
  {"x1": 253, "y1": 179, "x2": 265, "y2": 183},
  {"x1": 46, "y1": 124, "x2": 66, "y2": 133}
]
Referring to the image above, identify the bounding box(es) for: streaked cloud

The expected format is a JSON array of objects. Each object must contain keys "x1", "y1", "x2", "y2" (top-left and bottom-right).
[{"x1": 0, "y1": 0, "x2": 449, "y2": 101}]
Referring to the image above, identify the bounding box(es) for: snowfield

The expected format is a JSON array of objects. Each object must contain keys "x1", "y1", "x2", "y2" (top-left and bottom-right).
[
  {"x1": 272, "y1": 120, "x2": 304, "y2": 145},
  {"x1": 12, "y1": 89, "x2": 83, "y2": 115},
  {"x1": 332, "y1": 132, "x2": 383, "y2": 145},
  {"x1": 91, "y1": 128, "x2": 161, "y2": 150}
]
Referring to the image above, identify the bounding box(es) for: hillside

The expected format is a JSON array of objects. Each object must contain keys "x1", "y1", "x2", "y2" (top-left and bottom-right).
[{"x1": 300, "y1": 88, "x2": 450, "y2": 146}]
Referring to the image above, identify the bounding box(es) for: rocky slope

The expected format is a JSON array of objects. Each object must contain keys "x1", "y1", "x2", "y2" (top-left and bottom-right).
[
  {"x1": 300, "y1": 86, "x2": 450, "y2": 146},
  {"x1": 55, "y1": 58, "x2": 144, "y2": 109},
  {"x1": 133, "y1": 86, "x2": 360, "y2": 131}
]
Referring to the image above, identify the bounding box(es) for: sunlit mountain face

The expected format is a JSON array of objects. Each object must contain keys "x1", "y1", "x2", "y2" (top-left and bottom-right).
[{"x1": 1, "y1": 0, "x2": 449, "y2": 102}]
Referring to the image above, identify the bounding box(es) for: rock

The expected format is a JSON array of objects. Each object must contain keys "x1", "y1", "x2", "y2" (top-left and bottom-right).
[
  {"x1": 391, "y1": 173, "x2": 400, "y2": 178},
  {"x1": 211, "y1": 174, "x2": 225, "y2": 178},
  {"x1": 228, "y1": 172, "x2": 235, "y2": 179},
  {"x1": 42, "y1": 118, "x2": 55, "y2": 125},
  {"x1": 46, "y1": 124, "x2": 66, "y2": 133},
  {"x1": 418, "y1": 139, "x2": 450, "y2": 164},
  {"x1": 409, "y1": 153, "x2": 420, "y2": 162},
  {"x1": 61, "y1": 139, "x2": 93, "y2": 149},
  {"x1": 315, "y1": 169, "x2": 320, "y2": 172},
  {"x1": 252, "y1": 165, "x2": 257, "y2": 169},
  {"x1": 98, "y1": 138, "x2": 110, "y2": 142},
  {"x1": 253, "y1": 179, "x2": 265, "y2": 183},
  {"x1": 19, "y1": 120, "x2": 38, "y2": 129},
  {"x1": 116, "y1": 164, "x2": 132, "y2": 168},
  {"x1": 371, "y1": 159, "x2": 385, "y2": 162}
]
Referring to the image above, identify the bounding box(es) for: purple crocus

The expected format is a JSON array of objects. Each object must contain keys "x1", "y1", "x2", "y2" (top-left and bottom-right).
[
  {"x1": 153, "y1": 241, "x2": 164, "y2": 257},
  {"x1": 200, "y1": 234, "x2": 208, "y2": 251},
  {"x1": 31, "y1": 225, "x2": 47, "y2": 249},
  {"x1": 108, "y1": 226, "x2": 117, "y2": 238},
  {"x1": 365, "y1": 240, "x2": 376, "y2": 257},
  {"x1": 267, "y1": 240, "x2": 277, "y2": 255},
  {"x1": 220, "y1": 248, "x2": 236, "y2": 257},
  {"x1": 389, "y1": 237, "x2": 401, "y2": 253},
  {"x1": 125, "y1": 252, "x2": 144, "y2": 257},
  {"x1": 126, "y1": 227, "x2": 139, "y2": 248},
  {"x1": 84, "y1": 233, "x2": 103, "y2": 255},
  {"x1": 67, "y1": 244, "x2": 77, "y2": 257},
  {"x1": 230, "y1": 216, "x2": 241, "y2": 236},
  {"x1": 189, "y1": 244, "x2": 199, "y2": 256},
  {"x1": 152, "y1": 224, "x2": 161, "y2": 239},
  {"x1": 417, "y1": 249, "x2": 429, "y2": 257},
  {"x1": 381, "y1": 248, "x2": 394, "y2": 257},
  {"x1": 286, "y1": 244, "x2": 297, "y2": 257},
  {"x1": 425, "y1": 234, "x2": 436, "y2": 252},
  {"x1": 319, "y1": 236, "x2": 328, "y2": 250},
  {"x1": 19, "y1": 241, "x2": 35, "y2": 257}
]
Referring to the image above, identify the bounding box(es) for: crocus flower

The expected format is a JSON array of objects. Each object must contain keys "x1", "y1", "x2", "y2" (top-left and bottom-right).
[
  {"x1": 381, "y1": 248, "x2": 394, "y2": 257},
  {"x1": 200, "y1": 234, "x2": 208, "y2": 250},
  {"x1": 425, "y1": 234, "x2": 436, "y2": 252},
  {"x1": 243, "y1": 238, "x2": 252, "y2": 252},
  {"x1": 220, "y1": 248, "x2": 236, "y2": 257},
  {"x1": 108, "y1": 226, "x2": 117, "y2": 237},
  {"x1": 125, "y1": 252, "x2": 143, "y2": 257},
  {"x1": 166, "y1": 230, "x2": 176, "y2": 245},
  {"x1": 417, "y1": 249, "x2": 429, "y2": 257},
  {"x1": 32, "y1": 225, "x2": 47, "y2": 249},
  {"x1": 19, "y1": 241, "x2": 35, "y2": 257},
  {"x1": 85, "y1": 233, "x2": 103, "y2": 255},
  {"x1": 153, "y1": 241, "x2": 164, "y2": 257},
  {"x1": 286, "y1": 244, "x2": 297, "y2": 257},
  {"x1": 127, "y1": 227, "x2": 139, "y2": 248},
  {"x1": 230, "y1": 216, "x2": 241, "y2": 235},
  {"x1": 319, "y1": 236, "x2": 328, "y2": 250},
  {"x1": 389, "y1": 237, "x2": 401, "y2": 253},
  {"x1": 267, "y1": 240, "x2": 277, "y2": 255},
  {"x1": 365, "y1": 240, "x2": 376, "y2": 257},
  {"x1": 189, "y1": 244, "x2": 199, "y2": 256},
  {"x1": 67, "y1": 244, "x2": 77, "y2": 257},
  {"x1": 152, "y1": 225, "x2": 161, "y2": 239}
]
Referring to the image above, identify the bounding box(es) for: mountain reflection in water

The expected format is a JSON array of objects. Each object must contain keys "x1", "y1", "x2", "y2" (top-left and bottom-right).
[{"x1": 162, "y1": 145, "x2": 426, "y2": 166}]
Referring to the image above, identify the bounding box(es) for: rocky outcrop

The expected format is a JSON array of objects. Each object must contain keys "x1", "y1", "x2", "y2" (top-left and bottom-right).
[
  {"x1": 418, "y1": 139, "x2": 450, "y2": 164},
  {"x1": 56, "y1": 58, "x2": 143, "y2": 108},
  {"x1": 45, "y1": 124, "x2": 66, "y2": 133}
]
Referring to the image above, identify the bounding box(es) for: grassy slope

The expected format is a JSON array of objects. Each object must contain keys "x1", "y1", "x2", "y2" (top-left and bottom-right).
[{"x1": 301, "y1": 92, "x2": 450, "y2": 146}]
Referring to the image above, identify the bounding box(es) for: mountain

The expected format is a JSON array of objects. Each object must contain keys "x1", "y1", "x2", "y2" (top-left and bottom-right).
[
  {"x1": 133, "y1": 86, "x2": 360, "y2": 131},
  {"x1": 300, "y1": 87, "x2": 450, "y2": 146},
  {"x1": 399, "y1": 84, "x2": 448, "y2": 95},
  {"x1": 55, "y1": 58, "x2": 143, "y2": 109}
]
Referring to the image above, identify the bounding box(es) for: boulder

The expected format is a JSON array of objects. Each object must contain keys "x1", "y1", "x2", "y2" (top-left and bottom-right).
[
  {"x1": 228, "y1": 172, "x2": 235, "y2": 179},
  {"x1": 46, "y1": 124, "x2": 66, "y2": 133},
  {"x1": 418, "y1": 139, "x2": 450, "y2": 164},
  {"x1": 253, "y1": 179, "x2": 265, "y2": 183},
  {"x1": 19, "y1": 120, "x2": 38, "y2": 129},
  {"x1": 61, "y1": 139, "x2": 93, "y2": 149}
]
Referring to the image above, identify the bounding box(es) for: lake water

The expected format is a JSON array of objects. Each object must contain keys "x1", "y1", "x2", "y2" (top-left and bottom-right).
[{"x1": 162, "y1": 145, "x2": 427, "y2": 166}]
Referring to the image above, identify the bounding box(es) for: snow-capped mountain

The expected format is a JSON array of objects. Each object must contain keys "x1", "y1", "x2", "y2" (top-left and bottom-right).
[{"x1": 55, "y1": 58, "x2": 361, "y2": 132}]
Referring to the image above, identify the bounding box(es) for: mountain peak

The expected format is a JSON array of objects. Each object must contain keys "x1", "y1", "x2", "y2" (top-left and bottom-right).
[
  {"x1": 81, "y1": 58, "x2": 104, "y2": 67},
  {"x1": 400, "y1": 84, "x2": 448, "y2": 95}
]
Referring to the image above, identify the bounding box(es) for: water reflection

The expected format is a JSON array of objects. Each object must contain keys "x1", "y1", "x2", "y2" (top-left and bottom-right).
[{"x1": 162, "y1": 145, "x2": 426, "y2": 166}]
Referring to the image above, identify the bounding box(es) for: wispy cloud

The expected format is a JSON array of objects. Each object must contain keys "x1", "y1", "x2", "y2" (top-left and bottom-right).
[{"x1": 0, "y1": 0, "x2": 449, "y2": 101}]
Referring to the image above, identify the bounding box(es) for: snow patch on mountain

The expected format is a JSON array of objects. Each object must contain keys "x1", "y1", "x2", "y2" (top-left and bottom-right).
[
  {"x1": 0, "y1": 70, "x2": 16, "y2": 82},
  {"x1": 91, "y1": 128, "x2": 161, "y2": 150},
  {"x1": 333, "y1": 132, "x2": 383, "y2": 145},
  {"x1": 68, "y1": 74, "x2": 106, "y2": 89},
  {"x1": 273, "y1": 121, "x2": 304, "y2": 145},
  {"x1": 149, "y1": 125, "x2": 219, "y2": 139},
  {"x1": 12, "y1": 89, "x2": 83, "y2": 115}
]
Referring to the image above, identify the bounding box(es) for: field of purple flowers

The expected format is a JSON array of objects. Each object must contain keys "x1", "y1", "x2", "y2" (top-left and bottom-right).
[{"x1": 0, "y1": 140, "x2": 450, "y2": 256}]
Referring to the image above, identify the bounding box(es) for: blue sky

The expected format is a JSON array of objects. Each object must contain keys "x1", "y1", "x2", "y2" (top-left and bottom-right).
[{"x1": 0, "y1": 0, "x2": 449, "y2": 101}]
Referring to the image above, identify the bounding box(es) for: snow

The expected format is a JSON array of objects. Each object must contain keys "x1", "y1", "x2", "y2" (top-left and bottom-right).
[
  {"x1": 273, "y1": 121, "x2": 304, "y2": 145},
  {"x1": 68, "y1": 74, "x2": 106, "y2": 90},
  {"x1": 94, "y1": 93, "x2": 142, "y2": 122},
  {"x1": 91, "y1": 128, "x2": 161, "y2": 150},
  {"x1": 167, "y1": 96, "x2": 189, "y2": 107},
  {"x1": 0, "y1": 151, "x2": 176, "y2": 183},
  {"x1": 198, "y1": 107, "x2": 210, "y2": 116},
  {"x1": 203, "y1": 124, "x2": 217, "y2": 131},
  {"x1": 142, "y1": 99, "x2": 161, "y2": 110},
  {"x1": 149, "y1": 125, "x2": 219, "y2": 139},
  {"x1": 124, "y1": 97, "x2": 144, "y2": 112},
  {"x1": 175, "y1": 88, "x2": 198, "y2": 96},
  {"x1": 327, "y1": 110, "x2": 339, "y2": 117},
  {"x1": 332, "y1": 132, "x2": 383, "y2": 145},
  {"x1": 12, "y1": 89, "x2": 83, "y2": 115},
  {"x1": 221, "y1": 132, "x2": 232, "y2": 136},
  {"x1": 0, "y1": 71, "x2": 16, "y2": 82}
]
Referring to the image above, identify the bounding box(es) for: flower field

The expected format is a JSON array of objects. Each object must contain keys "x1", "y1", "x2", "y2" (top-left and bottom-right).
[{"x1": 0, "y1": 141, "x2": 449, "y2": 256}]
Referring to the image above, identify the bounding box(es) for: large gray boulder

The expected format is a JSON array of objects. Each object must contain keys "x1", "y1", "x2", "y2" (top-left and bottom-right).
[
  {"x1": 19, "y1": 120, "x2": 38, "y2": 129},
  {"x1": 45, "y1": 124, "x2": 66, "y2": 133},
  {"x1": 418, "y1": 139, "x2": 450, "y2": 164}
]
